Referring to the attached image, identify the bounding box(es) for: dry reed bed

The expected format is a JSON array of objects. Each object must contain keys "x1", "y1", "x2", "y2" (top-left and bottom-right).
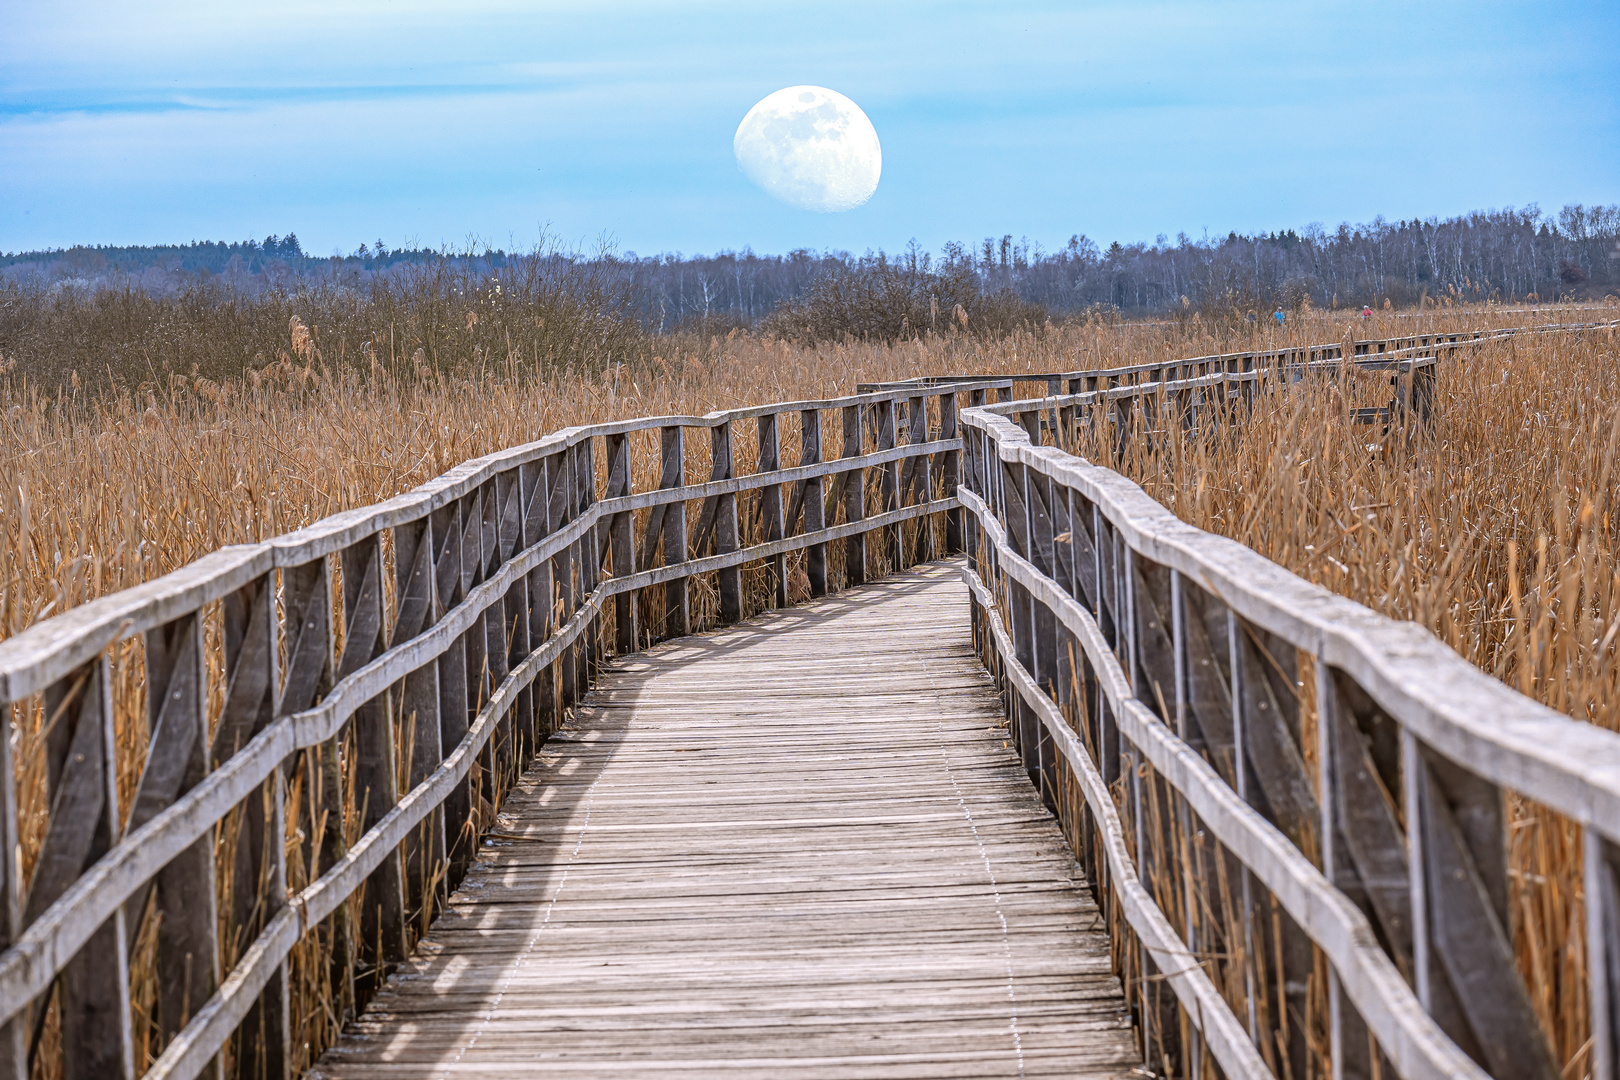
[{"x1": 0, "y1": 305, "x2": 1601, "y2": 1075}]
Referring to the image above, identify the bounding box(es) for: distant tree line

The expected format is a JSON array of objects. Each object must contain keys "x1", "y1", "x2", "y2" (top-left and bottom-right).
[
  {"x1": 3, "y1": 202, "x2": 1616, "y2": 333},
  {"x1": 1001, "y1": 204, "x2": 1620, "y2": 315}
]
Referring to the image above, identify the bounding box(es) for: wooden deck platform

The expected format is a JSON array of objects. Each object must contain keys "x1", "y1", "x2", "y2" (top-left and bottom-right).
[{"x1": 311, "y1": 562, "x2": 1141, "y2": 1079}]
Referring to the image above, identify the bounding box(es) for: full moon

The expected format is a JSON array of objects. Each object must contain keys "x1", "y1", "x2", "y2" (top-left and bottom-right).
[{"x1": 733, "y1": 86, "x2": 881, "y2": 212}]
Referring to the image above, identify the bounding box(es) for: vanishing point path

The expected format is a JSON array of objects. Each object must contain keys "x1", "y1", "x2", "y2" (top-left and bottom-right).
[{"x1": 311, "y1": 563, "x2": 1141, "y2": 1079}]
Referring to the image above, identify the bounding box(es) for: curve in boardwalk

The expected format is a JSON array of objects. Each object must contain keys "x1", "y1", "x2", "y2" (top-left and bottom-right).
[{"x1": 311, "y1": 564, "x2": 1141, "y2": 1079}]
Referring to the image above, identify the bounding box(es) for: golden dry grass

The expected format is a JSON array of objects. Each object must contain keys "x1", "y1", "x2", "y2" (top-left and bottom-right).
[{"x1": 0, "y1": 302, "x2": 1612, "y2": 1075}]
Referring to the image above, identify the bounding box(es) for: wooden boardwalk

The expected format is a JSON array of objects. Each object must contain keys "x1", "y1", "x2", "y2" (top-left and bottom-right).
[{"x1": 311, "y1": 563, "x2": 1140, "y2": 1079}]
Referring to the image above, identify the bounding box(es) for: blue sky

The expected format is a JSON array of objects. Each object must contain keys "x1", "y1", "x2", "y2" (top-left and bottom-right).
[{"x1": 2, "y1": 0, "x2": 1616, "y2": 257}]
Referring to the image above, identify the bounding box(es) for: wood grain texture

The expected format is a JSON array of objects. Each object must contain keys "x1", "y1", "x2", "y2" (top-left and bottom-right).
[{"x1": 311, "y1": 564, "x2": 1140, "y2": 1080}]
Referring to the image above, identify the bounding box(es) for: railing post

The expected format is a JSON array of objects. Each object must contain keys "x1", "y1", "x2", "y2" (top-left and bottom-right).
[
  {"x1": 519, "y1": 457, "x2": 552, "y2": 746},
  {"x1": 904, "y1": 394, "x2": 931, "y2": 563},
  {"x1": 1315, "y1": 656, "x2": 1369, "y2": 1080},
  {"x1": 799, "y1": 410, "x2": 827, "y2": 598},
  {"x1": 457, "y1": 485, "x2": 492, "y2": 821},
  {"x1": 1111, "y1": 379, "x2": 1132, "y2": 465},
  {"x1": 841, "y1": 404, "x2": 866, "y2": 587},
  {"x1": 606, "y1": 433, "x2": 637, "y2": 652},
  {"x1": 1001, "y1": 457, "x2": 1038, "y2": 787},
  {"x1": 494, "y1": 465, "x2": 531, "y2": 780},
  {"x1": 392, "y1": 517, "x2": 446, "y2": 934},
  {"x1": 659, "y1": 426, "x2": 690, "y2": 637},
  {"x1": 876, "y1": 399, "x2": 900, "y2": 573},
  {"x1": 476, "y1": 477, "x2": 511, "y2": 800},
  {"x1": 432, "y1": 498, "x2": 474, "y2": 888},
  {"x1": 713, "y1": 423, "x2": 742, "y2": 623},
  {"x1": 758, "y1": 413, "x2": 788, "y2": 608},
  {"x1": 574, "y1": 438, "x2": 600, "y2": 684},
  {"x1": 1589, "y1": 829, "x2": 1620, "y2": 1080},
  {"x1": 1028, "y1": 470, "x2": 1060, "y2": 806},
  {"x1": 1169, "y1": 570, "x2": 1203, "y2": 1080},
  {"x1": 30, "y1": 656, "x2": 135, "y2": 1080},
  {"x1": 508, "y1": 461, "x2": 541, "y2": 758},
  {"x1": 940, "y1": 392, "x2": 961, "y2": 554},
  {"x1": 0, "y1": 672, "x2": 20, "y2": 1080},
  {"x1": 552, "y1": 447, "x2": 579, "y2": 707}
]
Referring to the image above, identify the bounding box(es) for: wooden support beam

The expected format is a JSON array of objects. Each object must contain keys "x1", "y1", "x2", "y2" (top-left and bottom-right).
[
  {"x1": 478, "y1": 478, "x2": 513, "y2": 797},
  {"x1": 0, "y1": 639, "x2": 19, "y2": 1080},
  {"x1": 841, "y1": 405, "x2": 865, "y2": 587},
  {"x1": 1589, "y1": 830, "x2": 1620, "y2": 1080},
  {"x1": 28, "y1": 657, "x2": 134, "y2": 1080},
  {"x1": 339, "y1": 540, "x2": 406, "y2": 1009},
  {"x1": 214, "y1": 572, "x2": 287, "y2": 1080},
  {"x1": 1410, "y1": 741, "x2": 1559, "y2": 1078},
  {"x1": 392, "y1": 518, "x2": 446, "y2": 935},
  {"x1": 520, "y1": 457, "x2": 552, "y2": 747},
  {"x1": 713, "y1": 423, "x2": 742, "y2": 624},
  {"x1": 551, "y1": 451, "x2": 577, "y2": 708},
  {"x1": 902, "y1": 394, "x2": 932, "y2": 564},
  {"x1": 124, "y1": 611, "x2": 219, "y2": 1077},
  {"x1": 431, "y1": 499, "x2": 474, "y2": 889}
]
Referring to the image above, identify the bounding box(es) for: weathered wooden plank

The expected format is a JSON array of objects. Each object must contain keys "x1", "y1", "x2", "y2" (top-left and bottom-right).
[{"x1": 314, "y1": 566, "x2": 1140, "y2": 1080}]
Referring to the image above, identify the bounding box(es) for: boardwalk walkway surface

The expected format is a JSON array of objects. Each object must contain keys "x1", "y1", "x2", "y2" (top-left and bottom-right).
[{"x1": 312, "y1": 563, "x2": 1141, "y2": 1079}]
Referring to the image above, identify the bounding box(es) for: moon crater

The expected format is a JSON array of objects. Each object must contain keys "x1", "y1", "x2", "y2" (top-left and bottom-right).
[{"x1": 733, "y1": 86, "x2": 881, "y2": 213}]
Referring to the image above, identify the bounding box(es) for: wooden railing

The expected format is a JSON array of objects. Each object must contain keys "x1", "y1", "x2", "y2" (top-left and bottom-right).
[
  {"x1": 0, "y1": 320, "x2": 1612, "y2": 1080},
  {"x1": 0, "y1": 388, "x2": 963, "y2": 1080},
  {"x1": 955, "y1": 323, "x2": 1620, "y2": 1079}
]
